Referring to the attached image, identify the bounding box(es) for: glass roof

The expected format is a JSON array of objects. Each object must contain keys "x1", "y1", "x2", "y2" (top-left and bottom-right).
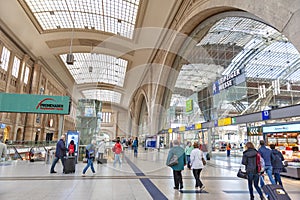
[
  {"x1": 175, "y1": 16, "x2": 300, "y2": 96},
  {"x1": 21, "y1": 0, "x2": 140, "y2": 38},
  {"x1": 60, "y1": 53, "x2": 128, "y2": 86},
  {"x1": 82, "y1": 89, "x2": 121, "y2": 104},
  {"x1": 175, "y1": 63, "x2": 223, "y2": 91},
  {"x1": 198, "y1": 17, "x2": 300, "y2": 82}
]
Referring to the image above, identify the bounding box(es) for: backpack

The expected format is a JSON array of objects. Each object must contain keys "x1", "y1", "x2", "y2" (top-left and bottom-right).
[
  {"x1": 86, "y1": 144, "x2": 95, "y2": 158},
  {"x1": 271, "y1": 150, "x2": 283, "y2": 168},
  {"x1": 256, "y1": 152, "x2": 265, "y2": 173}
]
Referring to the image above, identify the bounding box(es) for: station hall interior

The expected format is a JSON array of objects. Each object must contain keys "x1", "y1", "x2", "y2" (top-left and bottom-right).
[{"x1": 1, "y1": 0, "x2": 300, "y2": 200}]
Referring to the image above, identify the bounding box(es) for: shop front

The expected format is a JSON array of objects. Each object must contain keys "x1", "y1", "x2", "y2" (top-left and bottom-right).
[{"x1": 262, "y1": 122, "x2": 300, "y2": 179}]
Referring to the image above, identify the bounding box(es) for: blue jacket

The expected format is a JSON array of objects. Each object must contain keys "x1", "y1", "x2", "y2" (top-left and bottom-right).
[
  {"x1": 258, "y1": 145, "x2": 273, "y2": 166},
  {"x1": 166, "y1": 146, "x2": 186, "y2": 171},
  {"x1": 55, "y1": 139, "x2": 67, "y2": 158},
  {"x1": 132, "y1": 139, "x2": 138, "y2": 147}
]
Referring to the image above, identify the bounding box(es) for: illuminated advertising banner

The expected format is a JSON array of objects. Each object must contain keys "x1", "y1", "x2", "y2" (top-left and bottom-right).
[
  {"x1": 0, "y1": 93, "x2": 70, "y2": 114},
  {"x1": 186, "y1": 99, "x2": 193, "y2": 112},
  {"x1": 66, "y1": 130, "x2": 79, "y2": 153}
]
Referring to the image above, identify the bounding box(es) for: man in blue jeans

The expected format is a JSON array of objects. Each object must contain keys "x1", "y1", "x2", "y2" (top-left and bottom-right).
[
  {"x1": 50, "y1": 134, "x2": 67, "y2": 173},
  {"x1": 258, "y1": 140, "x2": 275, "y2": 186},
  {"x1": 82, "y1": 140, "x2": 96, "y2": 176}
]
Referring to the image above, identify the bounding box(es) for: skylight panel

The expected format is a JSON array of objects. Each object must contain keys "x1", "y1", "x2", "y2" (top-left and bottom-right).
[
  {"x1": 60, "y1": 53, "x2": 127, "y2": 86},
  {"x1": 21, "y1": 0, "x2": 140, "y2": 38},
  {"x1": 82, "y1": 89, "x2": 122, "y2": 104}
]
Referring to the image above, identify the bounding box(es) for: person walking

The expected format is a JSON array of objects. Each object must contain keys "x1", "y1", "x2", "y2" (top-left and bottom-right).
[
  {"x1": 166, "y1": 139, "x2": 186, "y2": 190},
  {"x1": 0, "y1": 134, "x2": 7, "y2": 161},
  {"x1": 190, "y1": 142, "x2": 205, "y2": 191},
  {"x1": 113, "y1": 139, "x2": 123, "y2": 167},
  {"x1": 226, "y1": 143, "x2": 231, "y2": 157},
  {"x1": 132, "y1": 137, "x2": 138, "y2": 157},
  {"x1": 270, "y1": 144, "x2": 284, "y2": 186},
  {"x1": 82, "y1": 140, "x2": 96, "y2": 176},
  {"x1": 258, "y1": 140, "x2": 276, "y2": 186},
  {"x1": 50, "y1": 134, "x2": 68, "y2": 174},
  {"x1": 97, "y1": 139, "x2": 106, "y2": 160},
  {"x1": 200, "y1": 143, "x2": 208, "y2": 160},
  {"x1": 242, "y1": 142, "x2": 265, "y2": 200},
  {"x1": 185, "y1": 141, "x2": 193, "y2": 169}
]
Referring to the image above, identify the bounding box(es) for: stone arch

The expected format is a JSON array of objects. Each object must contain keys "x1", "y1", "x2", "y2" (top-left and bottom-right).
[
  {"x1": 131, "y1": 89, "x2": 149, "y2": 137},
  {"x1": 154, "y1": 2, "x2": 300, "y2": 125},
  {"x1": 16, "y1": 128, "x2": 23, "y2": 142},
  {"x1": 99, "y1": 129, "x2": 114, "y2": 140}
]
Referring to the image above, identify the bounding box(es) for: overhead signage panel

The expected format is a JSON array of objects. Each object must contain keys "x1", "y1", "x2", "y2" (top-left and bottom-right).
[
  {"x1": 195, "y1": 123, "x2": 202, "y2": 130},
  {"x1": 263, "y1": 123, "x2": 300, "y2": 133},
  {"x1": 262, "y1": 110, "x2": 270, "y2": 120},
  {"x1": 213, "y1": 69, "x2": 243, "y2": 95},
  {"x1": 247, "y1": 126, "x2": 263, "y2": 136},
  {"x1": 179, "y1": 126, "x2": 186, "y2": 132},
  {"x1": 218, "y1": 118, "x2": 232, "y2": 126},
  {"x1": 0, "y1": 93, "x2": 71, "y2": 114}
]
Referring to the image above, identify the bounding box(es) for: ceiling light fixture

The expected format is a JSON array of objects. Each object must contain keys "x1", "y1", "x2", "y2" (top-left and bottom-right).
[{"x1": 65, "y1": 0, "x2": 77, "y2": 65}]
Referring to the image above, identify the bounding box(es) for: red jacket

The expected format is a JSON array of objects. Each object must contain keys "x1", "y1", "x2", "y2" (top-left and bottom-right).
[{"x1": 114, "y1": 143, "x2": 122, "y2": 154}]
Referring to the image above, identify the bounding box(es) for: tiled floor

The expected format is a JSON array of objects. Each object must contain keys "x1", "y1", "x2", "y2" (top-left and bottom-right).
[{"x1": 0, "y1": 149, "x2": 299, "y2": 200}]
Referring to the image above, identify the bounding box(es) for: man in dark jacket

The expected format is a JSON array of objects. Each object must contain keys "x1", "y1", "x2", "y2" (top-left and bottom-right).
[
  {"x1": 270, "y1": 144, "x2": 284, "y2": 186},
  {"x1": 242, "y1": 142, "x2": 264, "y2": 200},
  {"x1": 50, "y1": 134, "x2": 68, "y2": 173},
  {"x1": 258, "y1": 140, "x2": 276, "y2": 186},
  {"x1": 166, "y1": 140, "x2": 186, "y2": 190}
]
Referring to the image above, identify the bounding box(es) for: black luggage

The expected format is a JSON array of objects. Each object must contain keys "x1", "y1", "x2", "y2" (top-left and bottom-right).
[
  {"x1": 206, "y1": 153, "x2": 210, "y2": 160},
  {"x1": 97, "y1": 158, "x2": 107, "y2": 164},
  {"x1": 64, "y1": 156, "x2": 76, "y2": 174},
  {"x1": 262, "y1": 184, "x2": 291, "y2": 200}
]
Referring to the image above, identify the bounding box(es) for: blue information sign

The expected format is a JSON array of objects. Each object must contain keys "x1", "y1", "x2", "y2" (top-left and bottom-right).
[{"x1": 262, "y1": 110, "x2": 270, "y2": 120}]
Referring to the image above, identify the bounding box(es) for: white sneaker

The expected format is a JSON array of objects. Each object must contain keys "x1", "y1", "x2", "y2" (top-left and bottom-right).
[
  {"x1": 200, "y1": 186, "x2": 205, "y2": 191},
  {"x1": 81, "y1": 173, "x2": 86, "y2": 177}
]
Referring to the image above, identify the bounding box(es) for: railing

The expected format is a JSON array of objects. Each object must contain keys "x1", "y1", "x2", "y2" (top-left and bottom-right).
[{"x1": 5, "y1": 141, "x2": 56, "y2": 161}]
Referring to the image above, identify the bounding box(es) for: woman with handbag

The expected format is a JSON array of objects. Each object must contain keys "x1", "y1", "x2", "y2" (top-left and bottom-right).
[
  {"x1": 166, "y1": 140, "x2": 186, "y2": 190},
  {"x1": 190, "y1": 142, "x2": 205, "y2": 191},
  {"x1": 242, "y1": 142, "x2": 265, "y2": 200}
]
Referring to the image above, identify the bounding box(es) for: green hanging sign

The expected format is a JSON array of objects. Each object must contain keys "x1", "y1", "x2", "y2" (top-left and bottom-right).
[{"x1": 0, "y1": 93, "x2": 71, "y2": 114}]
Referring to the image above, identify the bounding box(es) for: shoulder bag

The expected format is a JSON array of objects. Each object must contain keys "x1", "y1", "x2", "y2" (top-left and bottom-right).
[{"x1": 167, "y1": 154, "x2": 178, "y2": 166}]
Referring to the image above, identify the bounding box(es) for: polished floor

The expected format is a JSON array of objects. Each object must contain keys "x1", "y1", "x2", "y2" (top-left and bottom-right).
[{"x1": 0, "y1": 149, "x2": 299, "y2": 200}]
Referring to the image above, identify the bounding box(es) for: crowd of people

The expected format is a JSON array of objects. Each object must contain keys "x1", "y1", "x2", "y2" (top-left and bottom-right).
[
  {"x1": 242, "y1": 140, "x2": 285, "y2": 200},
  {"x1": 166, "y1": 139, "x2": 286, "y2": 199},
  {"x1": 3, "y1": 131, "x2": 285, "y2": 199}
]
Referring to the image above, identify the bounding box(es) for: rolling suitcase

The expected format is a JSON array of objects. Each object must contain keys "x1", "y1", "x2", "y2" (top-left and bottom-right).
[
  {"x1": 97, "y1": 158, "x2": 107, "y2": 164},
  {"x1": 64, "y1": 156, "x2": 76, "y2": 174},
  {"x1": 262, "y1": 184, "x2": 291, "y2": 200}
]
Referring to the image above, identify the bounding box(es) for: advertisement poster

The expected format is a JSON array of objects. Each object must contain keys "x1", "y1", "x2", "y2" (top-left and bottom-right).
[{"x1": 66, "y1": 130, "x2": 79, "y2": 153}]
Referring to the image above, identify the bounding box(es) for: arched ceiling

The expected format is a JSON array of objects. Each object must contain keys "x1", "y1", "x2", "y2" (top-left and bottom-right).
[{"x1": 0, "y1": 0, "x2": 182, "y2": 109}]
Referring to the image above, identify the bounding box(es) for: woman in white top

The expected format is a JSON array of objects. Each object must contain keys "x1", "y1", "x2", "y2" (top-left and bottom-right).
[
  {"x1": 97, "y1": 140, "x2": 106, "y2": 159},
  {"x1": 190, "y1": 142, "x2": 205, "y2": 190}
]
